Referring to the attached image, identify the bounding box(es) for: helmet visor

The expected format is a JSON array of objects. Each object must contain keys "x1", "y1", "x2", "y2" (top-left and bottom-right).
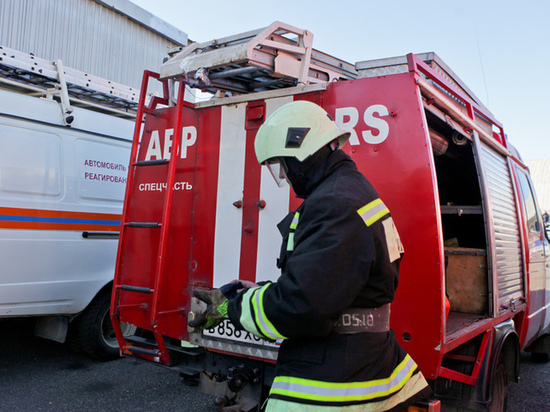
[{"x1": 265, "y1": 158, "x2": 289, "y2": 187}]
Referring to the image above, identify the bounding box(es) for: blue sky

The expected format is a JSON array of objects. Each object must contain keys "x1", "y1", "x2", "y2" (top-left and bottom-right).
[{"x1": 131, "y1": 0, "x2": 549, "y2": 161}]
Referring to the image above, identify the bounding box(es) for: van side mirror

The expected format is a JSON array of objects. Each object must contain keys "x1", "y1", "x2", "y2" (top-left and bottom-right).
[{"x1": 543, "y1": 212, "x2": 550, "y2": 241}]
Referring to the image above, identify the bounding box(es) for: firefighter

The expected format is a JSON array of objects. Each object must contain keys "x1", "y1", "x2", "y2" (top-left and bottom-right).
[{"x1": 190, "y1": 100, "x2": 431, "y2": 411}]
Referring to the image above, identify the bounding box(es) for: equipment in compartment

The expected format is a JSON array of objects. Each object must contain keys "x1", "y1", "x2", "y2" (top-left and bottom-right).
[{"x1": 445, "y1": 248, "x2": 488, "y2": 315}]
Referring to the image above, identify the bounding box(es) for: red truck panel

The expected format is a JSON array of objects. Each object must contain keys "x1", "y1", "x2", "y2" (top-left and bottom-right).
[
  {"x1": 323, "y1": 74, "x2": 445, "y2": 378},
  {"x1": 115, "y1": 72, "x2": 446, "y2": 377}
]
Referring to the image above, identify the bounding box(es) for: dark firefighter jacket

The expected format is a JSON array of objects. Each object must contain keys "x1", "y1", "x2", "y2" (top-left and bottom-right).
[{"x1": 227, "y1": 150, "x2": 430, "y2": 410}]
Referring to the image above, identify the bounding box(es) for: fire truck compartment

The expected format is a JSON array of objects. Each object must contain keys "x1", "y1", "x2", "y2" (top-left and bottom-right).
[{"x1": 427, "y1": 110, "x2": 492, "y2": 332}]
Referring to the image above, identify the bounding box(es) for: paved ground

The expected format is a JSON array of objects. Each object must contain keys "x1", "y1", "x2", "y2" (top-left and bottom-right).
[
  {"x1": 507, "y1": 351, "x2": 550, "y2": 411},
  {"x1": 0, "y1": 319, "x2": 214, "y2": 412},
  {"x1": 1, "y1": 318, "x2": 549, "y2": 411}
]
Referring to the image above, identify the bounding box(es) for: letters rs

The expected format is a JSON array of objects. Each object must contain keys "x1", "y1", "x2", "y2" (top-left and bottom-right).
[{"x1": 334, "y1": 105, "x2": 390, "y2": 145}]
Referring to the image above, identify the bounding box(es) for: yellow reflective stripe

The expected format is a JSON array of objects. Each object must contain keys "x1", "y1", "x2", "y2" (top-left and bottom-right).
[
  {"x1": 287, "y1": 233, "x2": 295, "y2": 251},
  {"x1": 290, "y1": 212, "x2": 300, "y2": 229},
  {"x1": 252, "y1": 284, "x2": 288, "y2": 340},
  {"x1": 270, "y1": 354, "x2": 417, "y2": 403},
  {"x1": 287, "y1": 212, "x2": 300, "y2": 251},
  {"x1": 357, "y1": 198, "x2": 390, "y2": 227},
  {"x1": 267, "y1": 372, "x2": 429, "y2": 412},
  {"x1": 239, "y1": 287, "x2": 265, "y2": 339}
]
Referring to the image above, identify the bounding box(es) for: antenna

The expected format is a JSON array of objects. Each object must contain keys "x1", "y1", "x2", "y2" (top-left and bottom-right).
[{"x1": 474, "y1": 23, "x2": 490, "y2": 108}]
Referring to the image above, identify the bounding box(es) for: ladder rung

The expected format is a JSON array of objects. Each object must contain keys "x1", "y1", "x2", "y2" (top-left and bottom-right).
[
  {"x1": 120, "y1": 285, "x2": 153, "y2": 294},
  {"x1": 127, "y1": 222, "x2": 161, "y2": 228},
  {"x1": 143, "y1": 106, "x2": 160, "y2": 115},
  {"x1": 126, "y1": 345, "x2": 161, "y2": 357},
  {"x1": 125, "y1": 335, "x2": 157, "y2": 346},
  {"x1": 135, "y1": 159, "x2": 168, "y2": 167}
]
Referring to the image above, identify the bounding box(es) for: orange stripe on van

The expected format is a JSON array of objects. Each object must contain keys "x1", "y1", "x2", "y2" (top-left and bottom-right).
[
  {"x1": 0, "y1": 207, "x2": 121, "y2": 220},
  {"x1": 0, "y1": 207, "x2": 122, "y2": 232}
]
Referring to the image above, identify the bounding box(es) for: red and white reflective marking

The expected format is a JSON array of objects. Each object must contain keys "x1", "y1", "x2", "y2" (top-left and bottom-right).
[{"x1": 212, "y1": 97, "x2": 294, "y2": 287}]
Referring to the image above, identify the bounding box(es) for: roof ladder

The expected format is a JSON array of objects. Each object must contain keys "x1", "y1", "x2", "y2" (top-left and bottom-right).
[
  {"x1": 0, "y1": 45, "x2": 139, "y2": 119},
  {"x1": 160, "y1": 21, "x2": 357, "y2": 94}
]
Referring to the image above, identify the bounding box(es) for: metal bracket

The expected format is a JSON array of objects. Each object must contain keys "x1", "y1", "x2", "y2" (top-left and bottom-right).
[
  {"x1": 439, "y1": 329, "x2": 491, "y2": 385},
  {"x1": 54, "y1": 59, "x2": 74, "y2": 125}
]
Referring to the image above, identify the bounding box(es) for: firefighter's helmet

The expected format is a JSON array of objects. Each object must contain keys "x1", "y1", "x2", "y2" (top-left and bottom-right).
[{"x1": 254, "y1": 100, "x2": 350, "y2": 165}]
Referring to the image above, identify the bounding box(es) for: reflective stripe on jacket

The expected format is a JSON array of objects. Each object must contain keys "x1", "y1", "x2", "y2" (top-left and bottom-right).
[{"x1": 238, "y1": 284, "x2": 287, "y2": 341}]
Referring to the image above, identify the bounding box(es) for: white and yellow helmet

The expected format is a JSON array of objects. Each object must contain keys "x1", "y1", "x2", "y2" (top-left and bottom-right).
[{"x1": 254, "y1": 100, "x2": 350, "y2": 165}]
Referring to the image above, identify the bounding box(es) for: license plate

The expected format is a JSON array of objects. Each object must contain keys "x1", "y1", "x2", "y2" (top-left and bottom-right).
[{"x1": 203, "y1": 320, "x2": 280, "y2": 348}]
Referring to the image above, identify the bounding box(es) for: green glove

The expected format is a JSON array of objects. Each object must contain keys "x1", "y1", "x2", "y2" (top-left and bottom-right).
[{"x1": 189, "y1": 289, "x2": 228, "y2": 330}]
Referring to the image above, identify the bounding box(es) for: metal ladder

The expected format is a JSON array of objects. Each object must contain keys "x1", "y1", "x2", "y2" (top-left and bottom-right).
[
  {"x1": 160, "y1": 21, "x2": 357, "y2": 94},
  {"x1": 0, "y1": 45, "x2": 139, "y2": 120},
  {"x1": 110, "y1": 71, "x2": 184, "y2": 364}
]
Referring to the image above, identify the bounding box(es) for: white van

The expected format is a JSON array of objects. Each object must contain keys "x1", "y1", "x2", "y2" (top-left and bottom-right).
[{"x1": 0, "y1": 46, "x2": 135, "y2": 359}]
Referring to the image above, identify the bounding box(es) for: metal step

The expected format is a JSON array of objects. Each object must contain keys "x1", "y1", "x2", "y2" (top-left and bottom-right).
[
  {"x1": 125, "y1": 335, "x2": 157, "y2": 346},
  {"x1": 135, "y1": 159, "x2": 169, "y2": 167},
  {"x1": 120, "y1": 285, "x2": 153, "y2": 294},
  {"x1": 126, "y1": 345, "x2": 161, "y2": 357},
  {"x1": 124, "y1": 336, "x2": 162, "y2": 357}
]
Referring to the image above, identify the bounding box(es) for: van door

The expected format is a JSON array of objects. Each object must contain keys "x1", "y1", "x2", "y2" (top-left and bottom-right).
[
  {"x1": 515, "y1": 167, "x2": 548, "y2": 339},
  {"x1": 545, "y1": 230, "x2": 550, "y2": 331}
]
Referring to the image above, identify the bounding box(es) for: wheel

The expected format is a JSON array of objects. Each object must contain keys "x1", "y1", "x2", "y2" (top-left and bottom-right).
[
  {"x1": 488, "y1": 355, "x2": 508, "y2": 412},
  {"x1": 67, "y1": 289, "x2": 137, "y2": 361}
]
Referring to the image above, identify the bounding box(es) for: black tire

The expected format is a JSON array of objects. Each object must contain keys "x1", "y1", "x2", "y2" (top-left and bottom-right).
[
  {"x1": 531, "y1": 352, "x2": 550, "y2": 363},
  {"x1": 488, "y1": 355, "x2": 508, "y2": 412},
  {"x1": 68, "y1": 289, "x2": 136, "y2": 361}
]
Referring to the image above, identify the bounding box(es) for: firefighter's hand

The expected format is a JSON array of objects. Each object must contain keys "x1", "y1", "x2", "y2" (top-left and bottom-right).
[
  {"x1": 232, "y1": 279, "x2": 259, "y2": 289},
  {"x1": 189, "y1": 289, "x2": 228, "y2": 330},
  {"x1": 219, "y1": 279, "x2": 259, "y2": 299}
]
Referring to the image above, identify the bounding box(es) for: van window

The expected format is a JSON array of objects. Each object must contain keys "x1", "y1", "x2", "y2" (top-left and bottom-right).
[
  {"x1": 0, "y1": 124, "x2": 62, "y2": 197},
  {"x1": 517, "y1": 169, "x2": 540, "y2": 233}
]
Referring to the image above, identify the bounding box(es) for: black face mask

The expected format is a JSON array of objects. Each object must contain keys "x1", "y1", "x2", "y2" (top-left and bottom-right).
[{"x1": 281, "y1": 146, "x2": 332, "y2": 198}]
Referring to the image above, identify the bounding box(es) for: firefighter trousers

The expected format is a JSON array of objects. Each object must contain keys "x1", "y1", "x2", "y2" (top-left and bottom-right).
[{"x1": 264, "y1": 370, "x2": 429, "y2": 411}]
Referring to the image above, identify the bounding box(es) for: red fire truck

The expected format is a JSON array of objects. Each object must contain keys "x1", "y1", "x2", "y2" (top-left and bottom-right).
[{"x1": 111, "y1": 22, "x2": 550, "y2": 411}]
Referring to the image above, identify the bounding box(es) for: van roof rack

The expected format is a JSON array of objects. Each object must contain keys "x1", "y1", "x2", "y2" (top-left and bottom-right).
[
  {"x1": 0, "y1": 45, "x2": 139, "y2": 119},
  {"x1": 160, "y1": 21, "x2": 357, "y2": 94}
]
